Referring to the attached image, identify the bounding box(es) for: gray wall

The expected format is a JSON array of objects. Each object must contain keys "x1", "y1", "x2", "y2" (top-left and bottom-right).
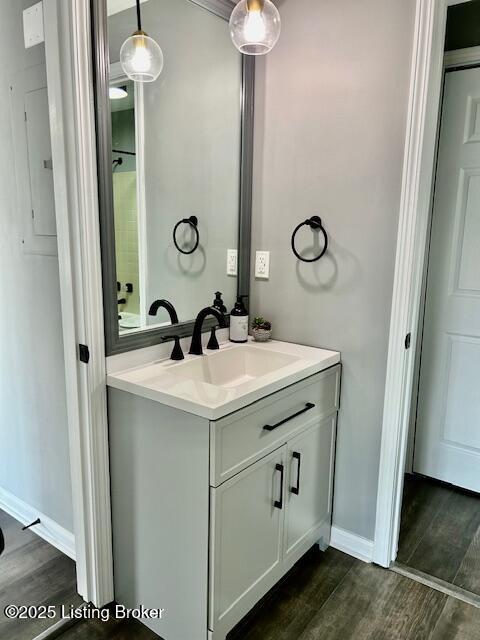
[
  {"x1": 0, "y1": 0, "x2": 73, "y2": 531},
  {"x1": 251, "y1": 0, "x2": 416, "y2": 540}
]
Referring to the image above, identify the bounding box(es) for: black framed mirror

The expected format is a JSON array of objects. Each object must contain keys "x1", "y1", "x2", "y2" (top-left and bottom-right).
[{"x1": 92, "y1": 0, "x2": 254, "y2": 355}]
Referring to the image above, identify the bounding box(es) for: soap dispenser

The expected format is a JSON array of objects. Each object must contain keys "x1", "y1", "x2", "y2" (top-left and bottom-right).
[
  {"x1": 212, "y1": 291, "x2": 227, "y2": 313},
  {"x1": 230, "y1": 296, "x2": 249, "y2": 343}
]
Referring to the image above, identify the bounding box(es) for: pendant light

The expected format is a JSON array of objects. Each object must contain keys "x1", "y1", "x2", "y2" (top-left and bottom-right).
[
  {"x1": 229, "y1": 0, "x2": 281, "y2": 56},
  {"x1": 120, "y1": 0, "x2": 164, "y2": 83}
]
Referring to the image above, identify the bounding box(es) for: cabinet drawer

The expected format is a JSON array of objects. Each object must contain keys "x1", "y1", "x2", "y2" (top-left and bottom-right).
[{"x1": 210, "y1": 365, "x2": 340, "y2": 487}]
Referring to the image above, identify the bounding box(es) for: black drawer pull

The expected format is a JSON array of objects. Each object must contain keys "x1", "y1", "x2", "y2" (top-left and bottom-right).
[
  {"x1": 291, "y1": 451, "x2": 301, "y2": 495},
  {"x1": 274, "y1": 463, "x2": 284, "y2": 509},
  {"x1": 263, "y1": 403, "x2": 315, "y2": 432}
]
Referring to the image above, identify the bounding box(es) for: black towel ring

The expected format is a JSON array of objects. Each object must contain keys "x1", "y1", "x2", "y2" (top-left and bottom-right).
[
  {"x1": 291, "y1": 216, "x2": 328, "y2": 262},
  {"x1": 173, "y1": 216, "x2": 200, "y2": 255}
]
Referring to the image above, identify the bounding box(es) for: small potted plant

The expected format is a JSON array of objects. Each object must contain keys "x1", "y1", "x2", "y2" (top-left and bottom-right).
[{"x1": 251, "y1": 317, "x2": 272, "y2": 342}]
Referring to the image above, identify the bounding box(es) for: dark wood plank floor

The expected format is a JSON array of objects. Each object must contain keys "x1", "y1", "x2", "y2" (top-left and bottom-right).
[
  {"x1": 57, "y1": 544, "x2": 480, "y2": 640},
  {"x1": 0, "y1": 508, "x2": 82, "y2": 639},
  {"x1": 397, "y1": 474, "x2": 480, "y2": 595}
]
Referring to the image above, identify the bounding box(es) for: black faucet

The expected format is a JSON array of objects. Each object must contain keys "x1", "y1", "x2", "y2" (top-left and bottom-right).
[
  {"x1": 189, "y1": 307, "x2": 227, "y2": 356},
  {"x1": 149, "y1": 299, "x2": 179, "y2": 324},
  {"x1": 161, "y1": 335, "x2": 184, "y2": 361}
]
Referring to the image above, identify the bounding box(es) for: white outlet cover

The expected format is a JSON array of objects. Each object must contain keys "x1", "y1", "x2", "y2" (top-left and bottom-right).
[
  {"x1": 227, "y1": 249, "x2": 238, "y2": 276},
  {"x1": 255, "y1": 251, "x2": 270, "y2": 279},
  {"x1": 23, "y1": 2, "x2": 44, "y2": 49}
]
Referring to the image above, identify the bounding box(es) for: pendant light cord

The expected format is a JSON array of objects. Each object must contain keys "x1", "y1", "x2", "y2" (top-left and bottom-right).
[{"x1": 136, "y1": 0, "x2": 142, "y2": 31}]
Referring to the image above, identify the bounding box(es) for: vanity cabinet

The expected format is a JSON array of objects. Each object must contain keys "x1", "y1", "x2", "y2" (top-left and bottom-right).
[
  {"x1": 209, "y1": 415, "x2": 336, "y2": 639},
  {"x1": 108, "y1": 364, "x2": 340, "y2": 640}
]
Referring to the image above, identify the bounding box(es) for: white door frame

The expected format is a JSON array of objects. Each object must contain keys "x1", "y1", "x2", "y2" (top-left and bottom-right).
[
  {"x1": 44, "y1": 0, "x2": 114, "y2": 605},
  {"x1": 373, "y1": 0, "x2": 476, "y2": 567}
]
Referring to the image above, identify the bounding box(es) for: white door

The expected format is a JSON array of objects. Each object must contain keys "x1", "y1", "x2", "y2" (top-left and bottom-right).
[
  {"x1": 209, "y1": 446, "x2": 286, "y2": 638},
  {"x1": 284, "y1": 416, "x2": 336, "y2": 565},
  {"x1": 414, "y1": 67, "x2": 480, "y2": 492}
]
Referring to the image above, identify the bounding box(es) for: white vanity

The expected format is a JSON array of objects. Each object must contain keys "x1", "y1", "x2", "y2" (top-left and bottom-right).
[
  {"x1": 107, "y1": 339, "x2": 341, "y2": 640},
  {"x1": 95, "y1": 1, "x2": 341, "y2": 636}
]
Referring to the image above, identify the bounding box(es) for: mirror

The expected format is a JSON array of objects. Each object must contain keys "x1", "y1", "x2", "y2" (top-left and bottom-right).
[{"x1": 93, "y1": 0, "x2": 254, "y2": 354}]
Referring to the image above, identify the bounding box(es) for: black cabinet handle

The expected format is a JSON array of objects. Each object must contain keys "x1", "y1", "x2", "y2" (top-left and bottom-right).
[
  {"x1": 291, "y1": 452, "x2": 301, "y2": 495},
  {"x1": 263, "y1": 403, "x2": 315, "y2": 432},
  {"x1": 274, "y1": 463, "x2": 284, "y2": 509}
]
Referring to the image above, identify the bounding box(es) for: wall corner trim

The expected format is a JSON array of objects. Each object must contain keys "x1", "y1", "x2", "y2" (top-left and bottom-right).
[
  {"x1": 0, "y1": 486, "x2": 75, "y2": 560},
  {"x1": 330, "y1": 525, "x2": 374, "y2": 563}
]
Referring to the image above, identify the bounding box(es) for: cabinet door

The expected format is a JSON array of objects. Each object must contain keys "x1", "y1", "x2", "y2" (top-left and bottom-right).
[
  {"x1": 284, "y1": 415, "x2": 336, "y2": 567},
  {"x1": 209, "y1": 446, "x2": 286, "y2": 637}
]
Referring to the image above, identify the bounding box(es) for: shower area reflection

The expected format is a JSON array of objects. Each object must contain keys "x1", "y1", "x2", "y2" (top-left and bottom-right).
[{"x1": 110, "y1": 78, "x2": 143, "y2": 332}]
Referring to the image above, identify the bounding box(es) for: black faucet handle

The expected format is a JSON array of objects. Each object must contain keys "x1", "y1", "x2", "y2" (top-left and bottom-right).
[
  {"x1": 161, "y1": 335, "x2": 184, "y2": 361},
  {"x1": 207, "y1": 326, "x2": 220, "y2": 351}
]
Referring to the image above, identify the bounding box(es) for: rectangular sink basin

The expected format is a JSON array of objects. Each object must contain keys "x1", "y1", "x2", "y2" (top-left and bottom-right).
[
  {"x1": 166, "y1": 346, "x2": 300, "y2": 389},
  {"x1": 107, "y1": 339, "x2": 341, "y2": 420}
]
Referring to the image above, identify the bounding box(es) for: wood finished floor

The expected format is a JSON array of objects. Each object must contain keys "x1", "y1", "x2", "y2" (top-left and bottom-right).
[
  {"x1": 0, "y1": 508, "x2": 82, "y2": 640},
  {"x1": 397, "y1": 474, "x2": 480, "y2": 596},
  {"x1": 57, "y1": 544, "x2": 480, "y2": 640}
]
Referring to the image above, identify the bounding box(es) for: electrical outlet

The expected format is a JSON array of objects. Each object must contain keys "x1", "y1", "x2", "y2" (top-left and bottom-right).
[
  {"x1": 255, "y1": 251, "x2": 270, "y2": 279},
  {"x1": 227, "y1": 249, "x2": 238, "y2": 276}
]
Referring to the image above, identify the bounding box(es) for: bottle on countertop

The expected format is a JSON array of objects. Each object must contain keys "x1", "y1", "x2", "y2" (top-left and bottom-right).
[{"x1": 230, "y1": 295, "x2": 249, "y2": 343}]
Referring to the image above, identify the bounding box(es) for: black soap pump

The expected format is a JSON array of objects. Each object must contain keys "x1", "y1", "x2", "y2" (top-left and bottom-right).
[
  {"x1": 212, "y1": 291, "x2": 227, "y2": 313},
  {"x1": 230, "y1": 296, "x2": 249, "y2": 343}
]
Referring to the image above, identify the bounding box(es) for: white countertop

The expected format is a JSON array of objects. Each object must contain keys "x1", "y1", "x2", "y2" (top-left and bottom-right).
[{"x1": 107, "y1": 338, "x2": 340, "y2": 420}]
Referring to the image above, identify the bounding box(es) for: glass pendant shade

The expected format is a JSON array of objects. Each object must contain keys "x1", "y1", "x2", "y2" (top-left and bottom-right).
[
  {"x1": 229, "y1": 0, "x2": 281, "y2": 56},
  {"x1": 120, "y1": 30, "x2": 164, "y2": 83}
]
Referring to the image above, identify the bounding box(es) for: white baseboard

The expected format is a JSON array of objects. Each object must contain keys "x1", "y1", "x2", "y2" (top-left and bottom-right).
[
  {"x1": 330, "y1": 525, "x2": 374, "y2": 563},
  {"x1": 0, "y1": 486, "x2": 75, "y2": 560}
]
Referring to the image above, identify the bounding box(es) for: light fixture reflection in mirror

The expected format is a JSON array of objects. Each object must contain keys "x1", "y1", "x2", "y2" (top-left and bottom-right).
[
  {"x1": 109, "y1": 85, "x2": 128, "y2": 100},
  {"x1": 229, "y1": 0, "x2": 281, "y2": 55}
]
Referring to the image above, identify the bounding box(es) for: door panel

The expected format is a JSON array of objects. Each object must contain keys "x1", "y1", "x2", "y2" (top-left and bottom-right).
[
  {"x1": 284, "y1": 416, "x2": 335, "y2": 564},
  {"x1": 209, "y1": 446, "x2": 286, "y2": 636},
  {"x1": 414, "y1": 67, "x2": 480, "y2": 491},
  {"x1": 443, "y1": 335, "x2": 480, "y2": 451},
  {"x1": 455, "y1": 171, "x2": 480, "y2": 293}
]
